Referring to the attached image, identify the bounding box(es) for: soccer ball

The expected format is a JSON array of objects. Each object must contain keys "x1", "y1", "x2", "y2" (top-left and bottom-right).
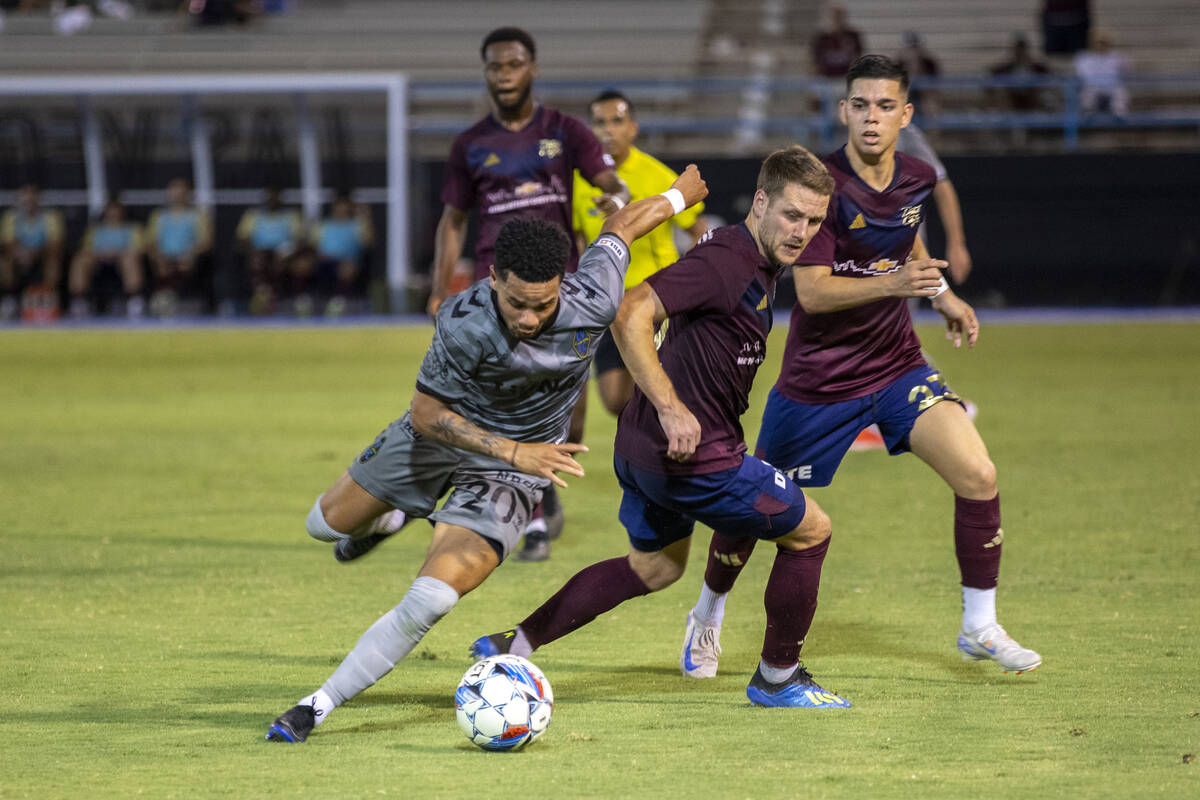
[{"x1": 455, "y1": 654, "x2": 554, "y2": 751}]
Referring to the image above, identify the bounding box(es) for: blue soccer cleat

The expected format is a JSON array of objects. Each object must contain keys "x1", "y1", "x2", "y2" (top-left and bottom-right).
[
  {"x1": 470, "y1": 629, "x2": 517, "y2": 659},
  {"x1": 746, "y1": 664, "x2": 851, "y2": 709},
  {"x1": 266, "y1": 704, "x2": 316, "y2": 743}
]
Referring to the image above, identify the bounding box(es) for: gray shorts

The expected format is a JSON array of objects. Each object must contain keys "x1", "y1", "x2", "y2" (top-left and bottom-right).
[{"x1": 346, "y1": 411, "x2": 548, "y2": 560}]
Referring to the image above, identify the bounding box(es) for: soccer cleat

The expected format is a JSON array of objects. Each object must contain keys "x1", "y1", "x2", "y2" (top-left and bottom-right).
[
  {"x1": 957, "y1": 622, "x2": 1042, "y2": 674},
  {"x1": 334, "y1": 531, "x2": 395, "y2": 563},
  {"x1": 513, "y1": 531, "x2": 550, "y2": 562},
  {"x1": 266, "y1": 704, "x2": 316, "y2": 743},
  {"x1": 680, "y1": 611, "x2": 722, "y2": 678},
  {"x1": 746, "y1": 664, "x2": 852, "y2": 709},
  {"x1": 541, "y1": 486, "x2": 565, "y2": 541},
  {"x1": 470, "y1": 629, "x2": 517, "y2": 659}
]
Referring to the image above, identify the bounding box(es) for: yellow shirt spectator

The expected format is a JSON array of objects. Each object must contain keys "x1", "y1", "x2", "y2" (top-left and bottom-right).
[{"x1": 572, "y1": 145, "x2": 704, "y2": 290}]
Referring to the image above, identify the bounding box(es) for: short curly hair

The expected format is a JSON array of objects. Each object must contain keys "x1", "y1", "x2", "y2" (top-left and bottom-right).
[
  {"x1": 481, "y1": 27, "x2": 537, "y2": 62},
  {"x1": 493, "y1": 219, "x2": 570, "y2": 284}
]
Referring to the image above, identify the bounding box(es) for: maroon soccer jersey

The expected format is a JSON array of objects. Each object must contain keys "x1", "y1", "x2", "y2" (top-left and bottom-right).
[
  {"x1": 441, "y1": 105, "x2": 612, "y2": 279},
  {"x1": 776, "y1": 146, "x2": 937, "y2": 403},
  {"x1": 614, "y1": 224, "x2": 781, "y2": 475}
]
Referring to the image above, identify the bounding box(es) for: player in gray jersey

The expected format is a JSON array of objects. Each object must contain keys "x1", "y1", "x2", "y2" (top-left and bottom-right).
[{"x1": 265, "y1": 165, "x2": 708, "y2": 744}]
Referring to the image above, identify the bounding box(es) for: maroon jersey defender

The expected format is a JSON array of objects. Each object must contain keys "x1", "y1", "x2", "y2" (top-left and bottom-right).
[
  {"x1": 776, "y1": 146, "x2": 936, "y2": 403},
  {"x1": 613, "y1": 223, "x2": 778, "y2": 476},
  {"x1": 441, "y1": 106, "x2": 612, "y2": 281}
]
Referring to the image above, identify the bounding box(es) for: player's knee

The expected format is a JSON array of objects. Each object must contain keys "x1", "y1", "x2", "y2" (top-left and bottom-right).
[
  {"x1": 778, "y1": 504, "x2": 832, "y2": 551},
  {"x1": 306, "y1": 495, "x2": 350, "y2": 542},
  {"x1": 628, "y1": 552, "x2": 685, "y2": 592},
  {"x1": 959, "y1": 456, "x2": 997, "y2": 499}
]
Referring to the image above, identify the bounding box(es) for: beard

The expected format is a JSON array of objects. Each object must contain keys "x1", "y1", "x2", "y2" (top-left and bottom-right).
[{"x1": 490, "y1": 83, "x2": 532, "y2": 114}]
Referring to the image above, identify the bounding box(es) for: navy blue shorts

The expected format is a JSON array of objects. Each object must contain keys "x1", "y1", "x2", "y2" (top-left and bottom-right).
[
  {"x1": 755, "y1": 364, "x2": 964, "y2": 487},
  {"x1": 614, "y1": 454, "x2": 808, "y2": 552}
]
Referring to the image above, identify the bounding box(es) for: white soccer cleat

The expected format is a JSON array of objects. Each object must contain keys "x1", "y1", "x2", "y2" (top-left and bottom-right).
[
  {"x1": 680, "y1": 611, "x2": 722, "y2": 678},
  {"x1": 957, "y1": 622, "x2": 1042, "y2": 674}
]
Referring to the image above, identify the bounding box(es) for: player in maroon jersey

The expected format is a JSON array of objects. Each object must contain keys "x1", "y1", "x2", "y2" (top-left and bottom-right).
[
  {"x1": 426, "y1": 27, "x2": 630, "y2": 561},
  {"x1": 682, "y1": 55, "x2": 1041, "y2": 679}
]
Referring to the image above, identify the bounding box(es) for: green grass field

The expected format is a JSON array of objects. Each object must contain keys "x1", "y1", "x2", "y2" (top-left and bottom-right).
[{"x1": 2, "y1": 319, "x2": 1197, "y2": 798}]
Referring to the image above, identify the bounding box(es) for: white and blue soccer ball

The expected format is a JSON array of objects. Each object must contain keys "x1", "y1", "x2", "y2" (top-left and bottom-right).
[{"x1": 455, "y1": 654, "x2": 554, "y2": 751}]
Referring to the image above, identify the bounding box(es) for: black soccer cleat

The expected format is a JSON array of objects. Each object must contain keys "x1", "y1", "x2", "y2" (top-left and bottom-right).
[
  {"x1": 266, "y1": 704, "x2": 316, "y2": 743},
  {"x1": 470, "y1": 629, "x2": 517, "y2": 659},
  {"x1": 333, "y1": 531, "x2": 395, "y2": 563},
  {"x1": 513, "y1": 531, "x2": 550, "y2": 562},
  {"x1": 541, "y1": 485, "x2": 565, "y2": 541}
]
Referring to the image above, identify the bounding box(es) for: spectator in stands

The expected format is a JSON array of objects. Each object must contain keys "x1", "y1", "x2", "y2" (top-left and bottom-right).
[
  {"x1": 68, "y1": 199, "x2": 145, "y2": 319},
  {"x1": 989, "y1": 33, "x2": 1051, "y2": 111},
  {"x1": 810, "y1": 3, "x2": 863, "y2": 78},
  {"x1": 1074, "y1": 30, "x2": 1131, "y2": 116},
  {"x1": 236, "y1": 187, "x2": 303, "y2": 316},
  {"x1": 1041, "y1": 0, "x2": 1090, "y2": 56},
  {"x1": 294, "y1": 193, "x2": 373, "y2": 318},
  {"x1": 896, "y1": 32, "x2": 941, "y2": 116},
  {"x1": 145, "y1": 178, "x2": 212, "y2": 318},
  {"x1": 0, "y1": 183, "x2": 64, "y2": 322}
]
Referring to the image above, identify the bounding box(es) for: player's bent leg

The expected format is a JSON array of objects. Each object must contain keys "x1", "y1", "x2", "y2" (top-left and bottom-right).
[
  {"x1": 908, "y1": 400, "x2": 1040, "y2": 673},
  {"x1": 308, "y1": 471, "x2": 408, "y2": 562},
  {"x1": 908, "y1": 400, "x2": 995, "y2": 500},
  {"x1": 268, "y1": 570, "x2": 463, "y2": 743},
  {"x1": 474, "y1": 539, "x2": 684, "y2": 660},
  {"x1": 418, "y1": 522, "x2": 502, "y2": 596},
  {"x1": 745, "y1": 496, "x2": 848, "y2": 708}
]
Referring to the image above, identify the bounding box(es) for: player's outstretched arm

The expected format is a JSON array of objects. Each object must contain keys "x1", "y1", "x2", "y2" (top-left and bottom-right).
[
  {"x1": 600, "y1": 165, "x2": 708, "y2": 250},
  {"x1": 410, "y1": 391, "x2": 587, "y2": 487},
  {"x1": 427, "y1": 205, "x2": 470, "y2": 317},
  {"x1": 612, "y1": 282, "x2": 701, "y2": 462}
]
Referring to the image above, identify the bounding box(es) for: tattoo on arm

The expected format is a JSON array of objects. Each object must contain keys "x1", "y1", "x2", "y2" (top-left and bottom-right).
[{"x1": 430, "y1": 411, "x2": 510, "y2": 462}]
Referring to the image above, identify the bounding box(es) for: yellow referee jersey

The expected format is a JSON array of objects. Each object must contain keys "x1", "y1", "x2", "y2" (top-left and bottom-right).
[{"x1": 572, "y1": 146, "x2": 704, "y2": 290}]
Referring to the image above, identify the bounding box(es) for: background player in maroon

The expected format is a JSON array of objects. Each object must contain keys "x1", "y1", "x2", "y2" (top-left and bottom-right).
[
  {"x1": 473, "y1": 147, "x2": 853, "y2": 708},
  {"x1": 684, "y1": 55, "x2": 1040, "y2": 680},
  {"x1": 426, "y1": 27, "x2": 630, "y2": 559}
]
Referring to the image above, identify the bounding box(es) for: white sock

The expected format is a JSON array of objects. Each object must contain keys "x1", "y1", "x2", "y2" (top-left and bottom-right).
[
  {"x1": 692, "y1": 583, "x2": 727, "y2": 625},
  {"x1": 510, "y1": 627, "x2": 534, "y2": 659},
  {"x1": 305, "y1": 495, "x2": 350, "y2": 542},
  {"x1": 367, "y1": 508, "x2": 407, "y2": 535},
  {"x1": 758, "y1": 659, "x2": 797, "y2": 684},
  {"x1": 962, "y1": 587, "x2": 997, "y2": 633},
  {"x1": 297, "y1": 688, "x2": 337, "y2": 726}
]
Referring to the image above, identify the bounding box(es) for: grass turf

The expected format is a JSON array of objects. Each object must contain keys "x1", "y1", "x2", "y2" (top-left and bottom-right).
[{"x1": 1, "y1": 320, "x2": 1197, "y2": 798}]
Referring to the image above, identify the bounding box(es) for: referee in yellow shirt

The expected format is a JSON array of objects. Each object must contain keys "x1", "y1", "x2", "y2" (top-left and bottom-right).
[{"x1": 572, "y1": 90, "x2": 708, "y2": 415}]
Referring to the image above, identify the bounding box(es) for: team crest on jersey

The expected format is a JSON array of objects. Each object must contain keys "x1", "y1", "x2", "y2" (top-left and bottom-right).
[
  {"x1": 538, "y1": 138, "x2": 563, "y2": 158},
  {"x1": 573, "y1": 330, "x2": 593, "y2": 359},
  {"x1": 900, "y1": 204, "x2": 923, "y2": 227}
]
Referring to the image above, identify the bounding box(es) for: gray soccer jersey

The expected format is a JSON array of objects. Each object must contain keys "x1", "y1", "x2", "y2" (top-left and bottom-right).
[{"x1": 416, "y1": 233, "x2": 630, "y2": 443}]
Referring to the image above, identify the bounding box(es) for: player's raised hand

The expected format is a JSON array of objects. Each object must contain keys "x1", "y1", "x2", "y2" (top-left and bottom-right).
[
  {"x1": 670, "y1": 164, "x2": 709, "y2": 208},
  {"x1": 658, "y1": 402, "x2": 702, "y2": 462},
  {"x1": 511, "y1": 442, "x2": 589, "y2": 488},
  {"x1": 932, "y1": 290, "x2": 979, "y2": 348},
  {"x1": 892, "y1": 258, "x2": 948, "y2": 297}
]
